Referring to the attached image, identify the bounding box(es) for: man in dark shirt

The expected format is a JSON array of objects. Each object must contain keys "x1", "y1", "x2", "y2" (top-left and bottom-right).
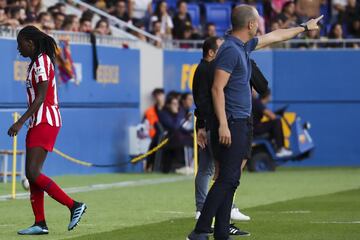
[
  {"x1": 192, "y1": 36, "x2": 251, "y2": 228},
  {"x1": 188, "y1": 5, "x2": 322, "y2": 240},
  {"x1": 252, "y1": 90, "x2": 292, "y2": 157}
]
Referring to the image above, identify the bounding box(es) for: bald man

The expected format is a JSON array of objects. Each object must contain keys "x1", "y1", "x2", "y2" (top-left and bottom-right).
[{"x1": 187, "y1": 5, "x2": 322, "y2": 240}]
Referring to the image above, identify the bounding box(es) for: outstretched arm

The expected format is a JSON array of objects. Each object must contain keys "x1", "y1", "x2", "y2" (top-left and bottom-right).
[{"x1": 256, "y1": 15, "x2": 323, "y2": 50}]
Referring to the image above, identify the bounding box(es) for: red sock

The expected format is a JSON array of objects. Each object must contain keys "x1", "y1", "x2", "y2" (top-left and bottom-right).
[
  {"x1": 30, "y1": 183, "x2": 45, "y2": 223},
  {"x1": 34, "y1": 174, "x2": 74, "y2": 209}
]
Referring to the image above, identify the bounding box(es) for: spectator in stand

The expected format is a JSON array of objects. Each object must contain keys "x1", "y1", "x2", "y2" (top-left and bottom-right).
[
  {"x1": 158, "y1": 95, "x2": 192, "y2": 173},
  {"x1": 328, "y1": 23, "x2": 344, "y2": 48},
  {"x1": 18, "y1": 0, "x2": 28, "y2": 9},
  {"x1": 37, "y1": 11, "x2": 54, "y2": 31},
  {"x1": 179, "y1": 25, "x2": 199, "y2": 48},
  {"x1": 110, "y1": 0, "x2": 131, "y2": 23},
  {"x1": 299, "y1": 26, "x2": 321, "y2": 49},
  {"x1": 172, "y1": 0, "x2": 192, "y2": 39},
  {"x1": 144, "y1": 88, "x2": 165, "y2": 172},
  {"x1": 63, "y1": 14, "x2": 80, "y2": 32},
  {"x1": 10, "y1": 6, "x2": 26, "y2": 24},
  {"x1": 348, "y1": 17, "x2": 360, "y2": 38},
  {"x1": 130, "y1": 20, "x2": 147, "y2": 41},
  {"x1": 81, "y1": 9, "x2": 94, "y2": 22},
  {"x1": 344, "y1": 0, "x2": 360, "y2": 34},
  {"x1": 79, "y1": 17, "x2": 93, "y2": 33},
  {"x1": 47, "y1": 5, "x2": 59, "y2": 15},
  {"x1": 0, "y1": 0, "x2": 6, "y2": 9},
  {"x1": 129, "y1": 0, "x2": 152, "y2": 23},
  {"x1": 0, "y1": 8, "x2": 7, "y2": 25},
  {"x1": 296, "y1": 0, "x2": 323, "y2": 22},
  {"x1": 53, "y1": 12, "x2": 66, "y2": 30},
  {"x1": 332, "y1": 0, "x2": 347, "y2": 22},
  {"x1": 150, "y1": 1, "x2": 173, "y2": 39},
  {"x1": 55, "y1": 2, "x2": 66, "y2": 14},
  {"x1": 269, "y1": 21, "x2": 286, "y2": 48},
  {"x1": 277, "y1": 1, "x2": 298, "y2": 28},
  {"x1": 204, "y1": 22, "x2": 217, "y2": 38},
  {"x1": 271, "y1": 0, "x2": 288, "y2": 15},
  {"x1": 94, "y1": 18, "x2": 111, "y2": 35},
  {"x1": 150, "y1": 20, "x2": 163, "y2": 47},
  {"x1": 28, "y1": 0, "x2": 45, "y2": 17}
]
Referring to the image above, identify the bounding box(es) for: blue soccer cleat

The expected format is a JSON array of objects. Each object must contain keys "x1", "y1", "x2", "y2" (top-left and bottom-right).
[
  {"x1": 18, "y1": 225, "x2": 49, "y2": 235},
  {"x1": 68, "y1": 201, "x2": 87, "y2": 231}
]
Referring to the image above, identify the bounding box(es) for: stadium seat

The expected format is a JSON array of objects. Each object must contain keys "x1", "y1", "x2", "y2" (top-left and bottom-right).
[
  {"x1": 187, "y1": 4, "x2": 201, "y2": 28},
  {"x1": 205, "y1": 3, "x2": 232, "y2": 36},
  {"x1": 167, "y1": 0, "x2": 177, "y2": 10}
]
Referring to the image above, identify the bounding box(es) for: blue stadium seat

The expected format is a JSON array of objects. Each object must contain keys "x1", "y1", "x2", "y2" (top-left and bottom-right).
[
  {"x1": 187, "y1": 4, "x2": 200, "y2": 28},
  {"x1": 256, "y1": 2, "x2": 264, "y2": 16},
  {"x1": 205, "y1": 3, "x2": 232, "y2": 36}
]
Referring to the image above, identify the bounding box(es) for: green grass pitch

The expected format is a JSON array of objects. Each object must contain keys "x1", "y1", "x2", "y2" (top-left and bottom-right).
[{"x1": 0, "y1": 167, "x2": 359, "y2": 240}]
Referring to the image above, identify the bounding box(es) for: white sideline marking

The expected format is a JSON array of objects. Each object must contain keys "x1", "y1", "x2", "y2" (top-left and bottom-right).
[
  {"x1": 0, "y1": 176, "x2": 192, "y2": 201},
  {"x1": 281, "y1": 210, "x2": 311, "y2": 214},
  {"x1": 155, "y1": 211, "x2": 187, "y2": 215},
  {"x1": 312, "y1": 221, "x2": 360, "y2": 224},
  {"x1": 0, "y1": 224, "x2": 15, "y2": 227}
]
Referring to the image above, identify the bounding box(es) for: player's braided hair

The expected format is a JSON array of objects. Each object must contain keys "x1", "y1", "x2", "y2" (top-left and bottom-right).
[{"x1": 17, "y1": 25, "x2": 57, "y2": 70}]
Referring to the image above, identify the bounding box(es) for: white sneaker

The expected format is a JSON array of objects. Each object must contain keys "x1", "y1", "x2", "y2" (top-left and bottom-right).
[
  {"x1": 195, "y1": 211, "x2": 201, "y2": 220},
  {"x1": 175, "y1": 166, "x2": 194, "y2": 175},
  {"x1": 231, "y1": 208, "x2": 251, "y2": 221},
  {"x1": 276, "y1": 148, "x2": 293, "y2": 158}
]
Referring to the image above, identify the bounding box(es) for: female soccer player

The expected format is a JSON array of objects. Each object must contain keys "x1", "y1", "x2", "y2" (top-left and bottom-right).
[{"x1": 7, "y1": 25, "x2": 87, "y2": 235}]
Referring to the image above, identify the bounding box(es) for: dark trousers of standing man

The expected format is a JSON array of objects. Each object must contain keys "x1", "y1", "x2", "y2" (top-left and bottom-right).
[{"x1": 194, "y1": 117, "x2": 252, "y2": 240}]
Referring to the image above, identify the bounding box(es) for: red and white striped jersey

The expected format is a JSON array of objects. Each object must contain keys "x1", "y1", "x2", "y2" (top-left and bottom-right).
[{"x1": 26, "y1": 53, "x2": 62, "y2": 128}]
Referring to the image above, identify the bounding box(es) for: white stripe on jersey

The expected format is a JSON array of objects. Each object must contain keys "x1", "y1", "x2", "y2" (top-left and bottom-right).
[
  {"x1": 36, "y1": 103, "x2": 44, "y2": 126},
  {"x1": 51, "y1": 106, "x2": 60, "y2": 127},
  {"x1": 46, "y1": 107, "x2": 53, "y2": 126},
  {"x1": 29, "y1": 66, "x2": 36, "y2": 105},
  {"x1": 46, "y1": 55, "x2": 51, "y2": 77},
  {"x1": 35, "y1": 55, "x2": 46, "y2": 83},
  {"x1": 53, "y1": 66, "x2": 59, "y2": 105}
]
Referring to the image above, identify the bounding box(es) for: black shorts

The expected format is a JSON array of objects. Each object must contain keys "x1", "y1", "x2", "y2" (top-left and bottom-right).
[{"x1": 210, "y1": 117, "x2": 253, "y2": 161}]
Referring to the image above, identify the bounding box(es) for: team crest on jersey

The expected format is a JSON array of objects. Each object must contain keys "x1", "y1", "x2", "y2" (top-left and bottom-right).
[{"x1": 35, "y1": 66, "x2": 45, "y2": 75}]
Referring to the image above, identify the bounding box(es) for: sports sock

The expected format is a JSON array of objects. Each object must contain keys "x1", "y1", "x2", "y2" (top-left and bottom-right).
[
  {"x1": 30, "y1": 183, "x2": 45, "y2": 223},
  {"x1": 34, "y1": 173, "x2": 74, "y2": 209}
]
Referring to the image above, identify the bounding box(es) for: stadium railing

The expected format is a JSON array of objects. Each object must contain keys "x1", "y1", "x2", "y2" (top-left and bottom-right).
[
  {"x1": 165, "y1": 39, "x2": 360, "y2": 50},
  {"x1": 0, "y1": 26, "x2": 138, "y2": 47},
  {"x1": 70, "y1": 0, "x2": 162, "y2": 44}
]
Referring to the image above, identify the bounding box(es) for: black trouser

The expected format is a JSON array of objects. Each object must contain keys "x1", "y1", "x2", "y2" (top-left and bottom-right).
[
  {"x1": 195, "y1": 118, "x2": 252, "y2": 240},
  {"x1": 254, "y1": 118, "x2": 284, "y2": 150},
  {"x1": 161, "y1": 147, "x2": 184, "y2": 173}
]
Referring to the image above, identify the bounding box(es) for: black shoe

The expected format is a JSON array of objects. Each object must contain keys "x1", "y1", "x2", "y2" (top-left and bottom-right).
[
  {"x1": 229, "y1": 224, "x2": 251, "y2": 236},
  {"x1": 186, "y1": 231, "x2": 210, "y2": 240}
]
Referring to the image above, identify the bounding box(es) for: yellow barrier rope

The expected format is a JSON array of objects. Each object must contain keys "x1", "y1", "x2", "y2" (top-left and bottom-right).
[
  {"x1": 52, "y1": 138, "x2": 169, "y2": 167},
  {"x1": 53, "y1": 148, "x2": 92, "y2": 167}
]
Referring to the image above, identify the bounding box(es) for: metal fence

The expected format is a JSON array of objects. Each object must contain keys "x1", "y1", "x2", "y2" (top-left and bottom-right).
[
  {"x1": 165, "y1": 38, "x2": 360, "y2": 50},
  {"x1": 0, "y1": 26, "x2": 137, "y2": 47}
]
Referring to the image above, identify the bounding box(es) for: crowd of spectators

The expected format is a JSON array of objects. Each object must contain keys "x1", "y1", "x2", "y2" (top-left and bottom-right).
[
  {"x1": 0, "y1": 0, "x2": 359, "y2": 48},
  {"x1": 84, "y1": 0, "x2": 360, "y2": 48},
  {"x1": 143, "y1": 88, "x2": 194, "y2": 173},
  {"x1": 0, "y1": 0, "x2": 112, "y2": 35}
]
